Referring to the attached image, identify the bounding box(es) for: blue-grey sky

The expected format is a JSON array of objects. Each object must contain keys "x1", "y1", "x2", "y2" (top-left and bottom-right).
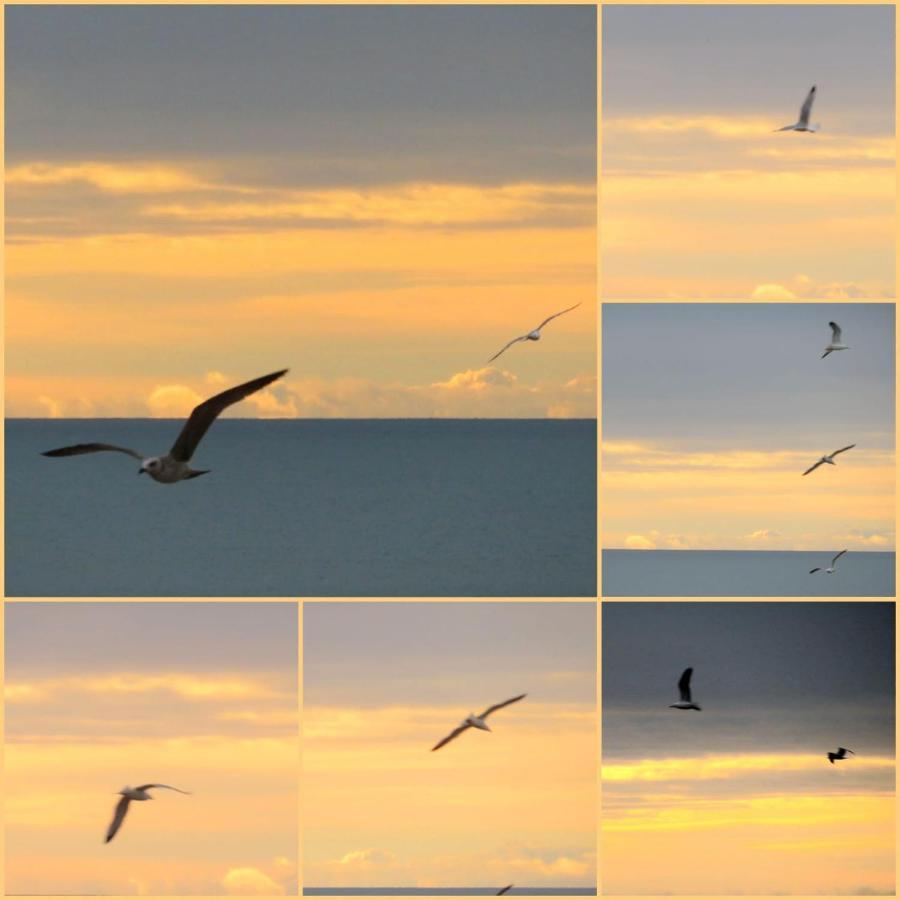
[
  {"x1": 6, "y1": 5, "x2": 596, "y2": 184},
  {"x1": 602, "y1": 601, "x2": 895, "y2": 757},
  {"x1": 603, "y1": 303, "x2": 895, "y2": 447}
]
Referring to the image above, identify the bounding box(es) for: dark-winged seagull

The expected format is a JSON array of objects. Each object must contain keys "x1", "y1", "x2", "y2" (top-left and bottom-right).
[
  {"x1": 488, "y1": 304, "x2": 580, "y2": 363},
  {"x1": 669, "y1": 668, "x2": 701, "y2": 711},
  {"x1": 809, "y1": 549, "x2": 847, "y2": 575},
  {"x1": 105, "y1": 783, "x2": 191, "y2": 843},
  {"x1": 496, "y1": 885, "x2": 514, "y2": 896},
  {"x1": 821, "y1": 322, "x2": 849, "y2": 358},
  {"x1": 827, "y1": 747, "x2": 854, "y2": 764},
  {"x1": 802, "y1": 444, "x2": 855, "y2": 476},
  {"x1": 42, "y1": 369, "x2": 288, "y2": 483},
  {"x1": 431, "y1": 693, "x2": 527, "y2": 751},
  {"x1": 775, "y1": 85, "x2": 819, "y2": 133}
]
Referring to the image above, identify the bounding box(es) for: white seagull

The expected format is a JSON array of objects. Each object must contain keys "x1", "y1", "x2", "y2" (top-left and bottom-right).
[
  {"x1": 488, "y1": 304, "x2": 580, "y2": 363},
  {"x1": 775, "y1": 85, "x2": 820, "y2": 133},
  {"x1": 431, "y1": 693, "x2": 526, "y2": 751},
  {"x1": 105, "y1": 783, "x2": 191, "y2": 843},
  {"x1": 809, "y1": 549, "x2": 848, "y2": 575},
  {"x1": 669, "y1": 667, "x2": 701, "y2": 711},
  {"x1": 42, "y1": 369, "x2": 288, "y2": 483},
  {"x1": 821, "y1": 321, "x2": 850, "y2": 358},
  {"x1": 802, "y1": 444, "x2": 856, "y2": 476},
  {"x1": 827, "y1": 747, "x2": 854, "y2": 764}
]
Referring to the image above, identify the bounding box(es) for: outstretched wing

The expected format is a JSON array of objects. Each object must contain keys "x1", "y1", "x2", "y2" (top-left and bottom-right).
[
  {"x1": 431, "y1": 723, "x2": 471, "y2": 752},
  {"x1": 43, "y1": 443, "x2": 143, "y2": 461},
  {"x1": 169, "y1": 369, "x2": 288, "y2": 462},
  {"x1": 829, "y1": 321, "x2": 843, "y2": 343},
  {"x1": 677, "y1": 668, "x2": 693, "y2": 703},
  {"x1": 497, "y1": 885, "x2": 514, "y2": 896},
  {"x1": 803, "y1": 459, "x2": 824, "y2": 476},
  {"x1": 535, "y1": 303, "x2": 581, "y2": 332},
  {"x1": 798, "y1": 85, "x2": 816, "y2": 126},
  {"x1": 831, "y1": 549, "x2": 848, "y2": 567},
  {"x1": 809, "y1": 567, "x2": 822, "y2": 574},
  {"x1": 488, "y1": 335, "x2": 527, "y2": 364},
  {"x1": 105, "y1": 796, "x2": 131, "y2": 843},
  {"x1": 831, "y1": 444, "x2": 855, "y2": 458},
  {"x1": 838, "y1": 747, "x2": 854, "y2": 755},
  {"x1": 135, "y1": 784, "x2": 191, "y2": 794},
  {"x1": 478, "y1": 693, "x2": 527, "y2": 719}
]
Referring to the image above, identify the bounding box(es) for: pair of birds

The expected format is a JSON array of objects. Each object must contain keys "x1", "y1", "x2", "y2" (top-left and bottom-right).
[
  {"x1": 670, "y1": 668, "x2": 854, "y2": 765},
  {"x1": 42, "y1": 305, "x2": 581, "y2": 483}
]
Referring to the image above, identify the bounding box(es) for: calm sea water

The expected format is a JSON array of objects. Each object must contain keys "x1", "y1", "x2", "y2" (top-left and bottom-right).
[
  {"x1": 602, "y1": 549, "x2": 895, "y2": 597},
  {"x1": 6, "y1": 419, "x2": 596, "y2": 597},
  {"x1": 304, "y1": 890, "x2": 594, "y2": 896}
]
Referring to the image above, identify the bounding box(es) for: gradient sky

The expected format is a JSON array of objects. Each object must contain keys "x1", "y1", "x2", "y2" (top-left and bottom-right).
[
  {"x1": 303, "y1": 602, "x2": 597, "y2": 889},
  {"x1": 4, "y1": 602, "x2": 298, "y2": 896},
  {"x1": 5, "y1": 5, "x2": 596, "y2": 419},
  {"x1": 602, "y1": 303, "x2": 895, "y2": 551},
  {"x1": 602, "y1": 601, "x2": 895, "y2": 895},
  {"x1": 602, "y1": 4, "x2": 895, "y2": 299}
]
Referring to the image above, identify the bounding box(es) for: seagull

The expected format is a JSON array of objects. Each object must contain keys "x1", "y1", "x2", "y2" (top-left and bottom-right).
[
  {"x1": 669, "y1": 667, "x2": 701, "y2": 711},
  {"x1": 488, "y1": 304, "x2": 580, "y2": 363},
  {"x1": 809, "y1": 549, "x2": 848, "y2": 574},
  {"x1": 775, "y1": 85, "x2": 820, "y2": 133},
  {"x1": 827, "y1": 747, "x2": 854, "y2": 764},
  {"x1": 105, "y1": 783, "x2": 191, "y2": 843},
  {"x1": 42, "y1": 369, "x2": 288, "y2": 483},
  {"x1": 497, "y1": 886, "x2": 514, "y2": 896},
  {"x1": 431, "y1": 693, "x2": 526, "y2": 751},
  {"x1": 802, "y1": 444, "x2": 855, "y2": 476},
  {"x1": 821, "y1": 322, "x2": 850, "y2": 358}
]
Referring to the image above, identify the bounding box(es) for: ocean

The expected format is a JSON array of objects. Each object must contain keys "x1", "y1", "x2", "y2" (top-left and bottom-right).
[
  {"x1": 602, "y1": 549, "x2": 895, "y2": 597},
  {"x1": 5, "y1": 419, "x2": 596, "y2": 597}
]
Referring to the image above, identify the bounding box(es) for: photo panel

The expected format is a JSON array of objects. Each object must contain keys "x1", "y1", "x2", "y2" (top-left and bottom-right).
[
  {"x1": 4, "y1": 4, "x2": 597, "y2": 599},
  {"x1": 601, "y1": 302, "x2": 895, "y2": 596},
  {"x1": 302, "y1": 601, "x2": 598, "y2": 895},
  {"x1": 601, "y1": 600, "x2": 896, "y2": 895},
  {"x1": 600, "y1": 3, "x2": 896, "y2": 300},
  {"x1": 3, "y1": 601, "x2": 299, "y2": 896}
]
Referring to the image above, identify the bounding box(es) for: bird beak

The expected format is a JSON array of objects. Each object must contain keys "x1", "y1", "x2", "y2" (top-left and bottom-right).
[{"x1": 137, "y1": 469, "x2": 145, "y2": 475}]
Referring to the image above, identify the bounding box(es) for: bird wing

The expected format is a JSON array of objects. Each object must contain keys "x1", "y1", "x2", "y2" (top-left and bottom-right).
[
  {"x1": 802, "y1": 459, "x2": 824, "y2": 476},
  {"x1": 677, "y1": 668, "x2": 693, "y2": 703},
  {"x1": 105, "y1": 796, "x2": 131, "y2": 843},
  {"x1": 135, "y1": 784, "x2": 191, "y2": 794},
  {"x1": 798, "y1": 85, "x2": 816, "y2": 126},
  {"x1": 497, "y1": 885, "x2": 514, "y2": 895},
  {"x1": 820, "y1": 349, "x2": 832, "y2": 359},
  {"x1": 488, "y1": 335, "x2": 527, "y2": 364},
  {"x1": 42, "y1": 443, "x2": 143, "y2": 461},
  {"x1": 535, "y1": 303, "x2": 581, "y2": 332},
  {"x1": 431, "y1": 723, "x2": 472, "y2": 752},
  {"x1": 839, "y1": 747, "x2": 854, "y2": 755},
  {"x1": 831, "y1": 444, "x2": 855, "y2": 457},
  {"x1": 168, "y1": 369, "x2": 288, "y2": 462},
  {"x1": 809, "y1": 567, "x2": 822, "y2": 574},
  {"x1": 831, "y1": 549, "x2": 848, "y2": 567},
  {"x1": 829, "y1": 321, "x2": 843, "y2": 343},
  {"x1": 478, "y1": 693, "x2": 527, "y2": 719}
]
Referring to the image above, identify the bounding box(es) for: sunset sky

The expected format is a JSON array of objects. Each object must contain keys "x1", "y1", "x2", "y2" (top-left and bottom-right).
[
  {"x1": 602, "y1": 602, "x2": 895, "y2": 895},
  {"x1": 602, "y1": 4, "x2": 895, "y2": 299},
  {"x1": 4, "y1": 602, "x2": 298, "y2": 896},
  {"x1": 303, "y1": 602, "x2": 597, "y2": 889},
  {"x1": 602, "y1": 303, "x2": 895, "y2": 551},
  {"x1": 5, "y1": 5, "x2": 596, "y2": 419}
]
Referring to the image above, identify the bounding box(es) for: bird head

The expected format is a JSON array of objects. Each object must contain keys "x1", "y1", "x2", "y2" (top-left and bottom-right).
[{"x1": 139, "y1": 457, "x2": 161, "y2": 476}]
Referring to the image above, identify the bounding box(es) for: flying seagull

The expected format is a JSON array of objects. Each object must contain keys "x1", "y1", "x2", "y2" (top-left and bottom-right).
[
  {"x1": 827, "y1": 747, "x2": 854, "y2": 764},
  {"x1": 821, "y1": 322, "x2": 850, "y2": 358},
  {"x1": 669, "y1": 667, "x2": 701, "y2": 711},
  {"x1": 809, "y1": 549, "x2": 848, "y2": 575},
  {"x1": 497, "y1": 886, "x2": 514, "y2": 896},
  {"x1": 431, "y1": 693, "x2": 526, "y2": 751},
  {"x1": 775, "y1": 85, "x2": 820, "y2": 133},
  {"x1": 105, "y1": 783, "x2": 191, "y2": 843},
  {"x1": 42, "y1": 369, "x2": 288, "y2": 483},
  {"x1": 488, "y1": 304, "x2": 580, "y2": 363},
  {"x1": 802, "y1": 444, "x2": 855, "y2": 476}
]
